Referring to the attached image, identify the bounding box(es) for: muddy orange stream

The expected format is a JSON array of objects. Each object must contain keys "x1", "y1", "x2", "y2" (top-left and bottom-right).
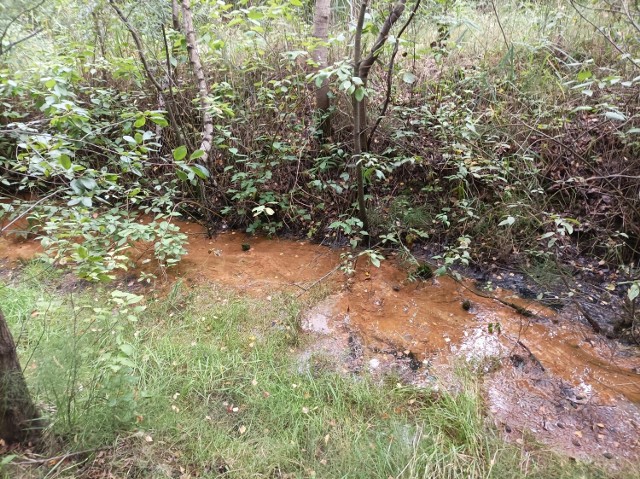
[
  {"x1": 1, "y1": 218, "x2": 639, "y2": 405},
  {"x1": 337, "y1": 260, "x2": 640, "y2": 404}
]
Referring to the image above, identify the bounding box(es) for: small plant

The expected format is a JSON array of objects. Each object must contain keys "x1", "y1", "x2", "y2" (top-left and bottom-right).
[
  {"x1": 329, "y1": 216, "x2": 368, "y2": 248},
  {"x1": 433, "y1": 236, "x2": 472, "y2": 276}
]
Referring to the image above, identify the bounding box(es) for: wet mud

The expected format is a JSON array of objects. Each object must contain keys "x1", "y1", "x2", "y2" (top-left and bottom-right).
[{"x1": 1, "y1": 217, "x2": 639, "y2": 465}]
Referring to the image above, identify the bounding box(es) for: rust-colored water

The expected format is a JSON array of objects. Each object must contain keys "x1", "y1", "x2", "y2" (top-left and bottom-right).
[
  {"x1": 336, "y1": 260, "x2": 640, "y2": 404},
  {"x1": 1, "y1": 218, "x2": 639, "y2": 405}
]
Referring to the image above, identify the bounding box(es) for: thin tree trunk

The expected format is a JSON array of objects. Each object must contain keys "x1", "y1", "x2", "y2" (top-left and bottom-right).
[
  {"x1": 0, "y1": 309, "x2": 40, "y2": 444},
  {"x1": 351, "y1": 0, "x2": 411, "y2": 231},
  {"x1": 357, "y1": 0, "x2": 407, "y2": 150},
  {"x1": 171, "y1": 0, "x2": 182, "y2": 32},
  {"x1": 312, "y1": 0, "x2": 332, "y2": 139},
  {"x1": 181, "y1": 0, "x2": 214, "y2": 169},
  {"x1": 352, "y1": 1, "x2": 369, "y2": 232}
]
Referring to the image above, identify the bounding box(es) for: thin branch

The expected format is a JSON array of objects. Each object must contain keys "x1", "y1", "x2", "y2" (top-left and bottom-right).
[
  {"x1": 181, "y1": 0, "x2": 214, "y2": 167},
  {"x1": 359, "y1": 0, "x2": 407, "y2": 80},
  {"x1": 367, "y1": 0, "x2": 421, "y2": 149},
  {"x1": 490, "y1": 0, "x2": 509, "y2": 50},
  {"x1": 160, "y1": 23, "x2": 188, "y2": 148},
  {"x1": 569, "y1": 0, "x2": 640, "y2": 70},
  {"x1": 107, "y1": 0, "x2": 165, "y2": 92},
  {"x1": 0, "y1": 0, "x2": 46, "y2": 50},
  {"x1": 1, "y1": 27, "x2": 43, "y2": 56},
  {"x1": 13, "y1": 448, "x2": 104, "y2": 466},
  {"x1": 352, "y1": 0, "x2": 369, "y2": 231}
]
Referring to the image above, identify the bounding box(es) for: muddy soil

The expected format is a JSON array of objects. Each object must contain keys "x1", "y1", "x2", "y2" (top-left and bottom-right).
[{"x1": 1, "y1": 218, "x2": 639, "y2": 467}]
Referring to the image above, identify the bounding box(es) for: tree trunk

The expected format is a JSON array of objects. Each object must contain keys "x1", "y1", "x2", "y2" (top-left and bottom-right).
[
  {"x1": 312, "y1": 0, "x2": 332, "y2": 139},
  {"x1": 351, "y1": 0, "x2": 410, "y2": 232},
  {"x1": 0, "y1": 309, "x2": 40, "y2": 444},
  {"x1": 181, "y1": 0, "x2": 214, "y2": 169},
  {"x1": 171, "y1": 0, "x2": 182, "y2": 32},
  {"x1": 352, "y1": 0, "x2": 369, "y2": 232}
]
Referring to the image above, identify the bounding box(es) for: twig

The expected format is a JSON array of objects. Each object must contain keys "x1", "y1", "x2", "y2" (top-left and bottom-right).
[
  {"x1": 13, "y1": 448, "x2": 103, "y2": 466},
  {"x1": 0, "y1": 0, "x2": 47, "y2": 54},
  {"x1": 367, "y1": 0, "x2": 421, "y2": 150},
  {"x1": 489, "y1": 0, "x2": 510, "y2": 50},
  {"x1": 0, "y1": 192, "x2": 59, "y2": 236},
  {"x1": 555, "y1": 259, "x2": 601, "y2": 333},
  {"x1": 449, "y1": 273, "x2": 539, "y2": 318},
  {"x1": 568, "y1": 0, "x2": 640, "y2": 70},
  {"x1": 295, "y1": 264, "x2": 342, "y2": 297}
]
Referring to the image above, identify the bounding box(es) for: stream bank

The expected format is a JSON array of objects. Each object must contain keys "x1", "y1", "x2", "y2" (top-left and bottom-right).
[{"x1": 1, "y1": 219, "x2": 639, "y2": 467}]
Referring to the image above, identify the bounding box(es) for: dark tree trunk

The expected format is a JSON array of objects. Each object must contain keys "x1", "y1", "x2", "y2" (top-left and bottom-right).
[{"x1": 0, "y1": 308, "x2": 40, "y2": 443}]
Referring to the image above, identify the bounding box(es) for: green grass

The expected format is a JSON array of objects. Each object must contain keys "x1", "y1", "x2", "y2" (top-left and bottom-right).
[{"x1": 0, "y1": 261, "x2": 626, "y2": 478}]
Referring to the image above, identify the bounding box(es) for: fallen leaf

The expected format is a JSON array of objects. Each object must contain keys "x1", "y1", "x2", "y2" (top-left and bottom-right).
[
  {"x1": 144, "y1": 435, "x2": 153, "y2": 443},
  {"x1": 302, "y1": 407, "x2": 309, "y2": 414},
  {"x1": 574, "y1": 431, "x2": 583, "y2": 438},
  {"x1": 238, "y1": 425, "x2": 246, "y2": 434}
]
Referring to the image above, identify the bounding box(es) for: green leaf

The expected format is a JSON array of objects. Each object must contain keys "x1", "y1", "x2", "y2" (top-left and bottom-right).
[
  {"x1": 78, "y1": 177, "x2": 97, "y2": 191},
  {"x1": 577, "y1": 70, "x2": 592, "y2": 82},
  {"x1": 189, "y1": 149, "x2": 205, "y2": 160},
  {"x1": 605, "y1": 111, "x2": 626, "y2": 121},
  {"x1": 134, "y1": 116, "x2": 146, "y2": 128},
  {"x1": 289, "y1": 0, "x2": 302, "y2": 5},
  {"x1": 402, "y1": 71, "x2": 417, "y2": 84},
  {"x1": 59, "y1": 154, "x2": 72, "y2": 170},
  {"x1": 119, "y1": 343, "x2": 135, "y2": 356},
  {"x1": 498, "y1": 216, "x2": 516, "y2": 226},
  {"x1": 173, "y1": 145, "x2": 187, "y2": 161},
  {"x1": 150, "y1": 116, "x2": 168, "y2": 127},
  {"x1": 176, "y1": 170, "x2": 188, "y2": 181},
  {"x1": 1, "y1": 454, "x2": 16, "y2": 466},
  {"x1": 628, "y1": 283, "x2": 639, "y2": 302},
  {"x1": 354, "y1": 87, "x2": 365, "y2": 102},
  {"x1": 191, "y1": 164, "x2": 210, "y2": 179}
]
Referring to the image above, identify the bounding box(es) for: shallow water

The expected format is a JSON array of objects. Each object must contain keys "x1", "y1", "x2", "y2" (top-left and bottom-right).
[
  {"x1": 2, "y1": 218, "x2": 639, "y2": 405},
  {"x1": 3, "y1": 217, "x2": 640, "y2": 462}
]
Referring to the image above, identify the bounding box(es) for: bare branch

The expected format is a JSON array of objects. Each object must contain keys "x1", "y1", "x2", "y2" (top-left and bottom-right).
[
  {"x1": 367, "y1": 0, "x2": 421, "y2": 149},
  {"x1": 0, "y1": 0, "x2": 46, "y2": 50},
  {"x1": 358, "y1": 0, "x2": 407, "y2": 81},
  {"x1": 1, "y1": 27, "x2": 43, "y2": 56},
  {"x1": 569, "y1": 0, "x2": 640, "y2": 70}
]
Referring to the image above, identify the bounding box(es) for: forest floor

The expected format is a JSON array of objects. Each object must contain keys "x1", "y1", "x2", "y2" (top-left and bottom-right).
[{"x1": 0, "y1": 221, "x2": 639, "y2": 478}]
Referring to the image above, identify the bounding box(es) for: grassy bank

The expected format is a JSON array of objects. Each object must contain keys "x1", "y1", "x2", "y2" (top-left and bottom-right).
[{"x1": 0, "y1": 260, "x2": 624, "y2": 478}]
